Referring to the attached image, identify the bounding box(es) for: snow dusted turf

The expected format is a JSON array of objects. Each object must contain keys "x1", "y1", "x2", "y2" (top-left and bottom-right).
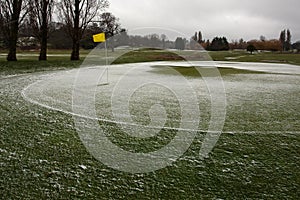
[
  {"x1": 22, "y1": 61, "x2": 300, "y2": 133},
  {"x1": 1, "y1": 61, "x2": 300, "y2": 198}
]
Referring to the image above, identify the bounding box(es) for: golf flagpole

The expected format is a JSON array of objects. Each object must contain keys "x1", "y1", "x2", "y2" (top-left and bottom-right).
[
  {"x1": 93, "y1": 32, "x2": 109, "y2": 85},
  {"x1": 105, "y1": 40, "x2": 108, "y2": 84}
]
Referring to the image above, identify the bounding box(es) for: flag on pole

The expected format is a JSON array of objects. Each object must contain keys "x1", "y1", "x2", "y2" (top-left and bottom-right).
[
  {"x1": 93, "y1": 33, "x2": 106, "y2": 43},
  {"x1": 93, "y1": 32, "x2": 109, "y2": 85}
]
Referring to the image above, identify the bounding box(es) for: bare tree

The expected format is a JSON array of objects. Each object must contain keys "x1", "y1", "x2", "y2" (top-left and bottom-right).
[
  {"x1": 99, "y1": 12, "x2": 120, "y2": 52},
  {"x1": 1, "y1": 0, "x2": 28, "y2": 61},
  {"x1": 57, "y1": 0, "x2": 108, "y2": 60},
  {"x1": 28, "y1": 0, "x2": 54, "y2": 60},
  {"x1": 0, "y1": 3, "x2": 9, "y2": 46}
]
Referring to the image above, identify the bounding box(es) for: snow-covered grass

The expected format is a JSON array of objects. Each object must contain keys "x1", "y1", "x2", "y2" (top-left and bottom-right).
[{"x1": 1, "y1": 51, "x2": 300, "y2": 198}]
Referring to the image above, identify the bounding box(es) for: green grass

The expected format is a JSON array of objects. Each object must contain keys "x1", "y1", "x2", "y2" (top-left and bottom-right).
[
  {"x1": 209, "y1": 51, "x2": 300, "y2": 65},
  {"x1": 150, "y1": 66, "x2": 267, "y2": 77},
  {"x1": 0, "y1": 50, "x2": 89, "y2": 75},
  {"x1": 0, "y1": 60, "x2": 82, "y2": 75},
  {"x1": 112, "y1": 48, "x2": 184, "y2": 64},
  {"x1": 0, "y1": 49, "x2": 91, "y2": 55},
  {"x1": 0, "y1": 49, "x2": 300, "y2": 199}
]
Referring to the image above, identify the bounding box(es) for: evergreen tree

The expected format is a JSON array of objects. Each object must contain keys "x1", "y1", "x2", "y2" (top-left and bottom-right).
[
  {"x1": 205, "y1": 39, "x2": 210, "y2": 50},
  {"x1": 279, "y1": 29, "x2": 286, "y2": 51},
  {"x1": 247, "y1": 44, "x2": 257, "y2": 54},
  {"x1": 198, "y1": 31, "x2": 203, "y2": 43},
  {"x1": 209, "y1": 37, "x2": 229, "y2": 51},
  {"x1": 286, "y1": 29, "x2": 292, "y2": 51},
  {"x1": 292, "y1": 41, "x2": 300, "y2": 53},
  {"x1": 279, "y1": 29, "x2": 292, "y2": 51},
  {"x1": 193, "y1": 32, "x2": 197, "y2": 41}
]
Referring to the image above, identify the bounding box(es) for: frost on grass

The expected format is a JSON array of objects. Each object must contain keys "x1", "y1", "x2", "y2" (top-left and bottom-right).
[{"x1": 1, "y1": 61, "x2": 300, "y2": 198}]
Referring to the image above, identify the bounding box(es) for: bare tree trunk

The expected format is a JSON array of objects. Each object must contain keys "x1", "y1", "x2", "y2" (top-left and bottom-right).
[
  {"x1": 39, "y1": 35, "x2": 47, "y2": 60},
  {"x1": 39, "y1": 0, "x2": 48, "y2": 61},
  {"x1": 7, "y1": 0, "x2": 23, "y2": 61},
  {"x1": 58, "y1": 0, "x2": 108, "y2": 61},
  {"x1": 71, "y1": 0, "x2": 80, "y2": 61},
  {"x1": 7, "y1": 27, "x2": 18, "y2": 61},
  {"x1": 58, "y1": 0, "x2": 108, "y2": 60},
  {"x1": 111, "y1": 36, "x2": 115, "y2": 52},
  {"x1": 71, "y1": 39, "x2": 80, "y2": 60}
]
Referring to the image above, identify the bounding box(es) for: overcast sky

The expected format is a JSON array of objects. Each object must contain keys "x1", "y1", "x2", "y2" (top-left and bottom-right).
[{"x1": 107, "y1": 0, "x2": 300, "y2": 42}]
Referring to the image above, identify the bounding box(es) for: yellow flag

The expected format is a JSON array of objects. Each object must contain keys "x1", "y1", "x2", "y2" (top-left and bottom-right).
[{"x1": 93, "y1": 33, "x2": 106, "y2": 42}]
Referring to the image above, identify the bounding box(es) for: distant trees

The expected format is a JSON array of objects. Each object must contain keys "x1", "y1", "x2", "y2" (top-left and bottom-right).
[
  {"x1": 229, "y1": 37, "x2": 282, "y2": 52},
  {"x1": 202, "y1": 39, "x2": 210, "y2": 50},
  {"x1": 286, "y1": 29, "x2": 292, "y2": 51},
  {"x1": 260, "y1": 35, "x2": 266, "y2": 42},
  {"x1": 189, "y1": 30, "x2": 204, "y2": 50},
  {"x1": 112, "y1": 28, "x2": 129, "y2": 47},
  {"x1": 247, "y1": 39, "x2": 281, "y2": 52},
  {"x1": 264, "y1": 40, "x2": 282, "y2": 51},
  {"x1": 292, "y1": 41, "x2": 300, "y2": 53},
  {"x1": 124, "y1": 34, "x2": 172, "y2": 49},
  {"x1": 279, "y1": 29, "x2": 292, "y2": 51},
  {"x1": 175, "y1": 37, "x2": 185, "y2": 50},
  {"x1": 78, "y1": 31, "x2": 172, "y2": 50},
  {"x1": 198, "y1": 31, "x2": 203, "y2": 43},
  {"x1": 2, "y1": 7, "x2": 298, "y2": 61},
  {"x1": 193, "y1": 32, "x2": 197, "y2": 42},
  {"x1": 161, "y1": 34, "x2": 167, "y2": 49},
  {"x1": 229, "y1": 38, "x2": 247, "y2": 50},
  {"x1": 80, "y1": 22, "x2": 102, "y2": 49},
  {"x1": 191, "y1": 31, "x2": 203, "y2": 44},
  {"x1": 48, "y1": 23, "x2": 72, "y2": 49},
  {"x1": 57, "y1": 0, "x2": 108, "y2": 60},
  {"x1": 279, "y1": 30, "x2": 286, "y2": 51},
  {"x1": 207, "y1": 37, "x2": 229, "y2": 51},
  {"x1": 190, "y1": 33, "x2": 198, "y2": 50}
]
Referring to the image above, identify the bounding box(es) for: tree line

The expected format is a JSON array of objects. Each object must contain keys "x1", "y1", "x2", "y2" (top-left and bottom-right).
[
  {"x1": 185, "y1": 30, "x2": 300, "y2": 52},
  {"x1": 0, "y1": 0, "x2": 113, "y2": 61},
  {"x1": 1, "y1": 0, "x2": 300, "y2": 63}
]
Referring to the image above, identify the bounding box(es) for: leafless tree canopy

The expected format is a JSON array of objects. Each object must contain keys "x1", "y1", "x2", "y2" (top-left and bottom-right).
[
  {"x1": 27, "y1": 0, "x2": 54, "y2": 40},
  {"x1": 58, "y1": 0, "x2": 109, "y2": 39},
  {"x1": 25, "y1": 0, "x2": 55, "y2": 60},
  {"x1": 1, "y1": 0, "x2": 29, "y2": 60},
  {"x1": 0, "y1": 0, "x2": 28, "y2": 40},
  {"x1": 100, "y1": 12, "x2": 120, "y2": 37},
  {"x1": 57, "y1": 0, "x2": 108, "y2": 60}
]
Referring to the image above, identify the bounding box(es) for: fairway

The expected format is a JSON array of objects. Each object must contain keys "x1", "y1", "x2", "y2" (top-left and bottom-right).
[
  {"x1": 22, "y1": 60, "x2": 300, "y2": 133},
  {"x1": 1, "y1": 57, "x2": 299, "y2": 198}
]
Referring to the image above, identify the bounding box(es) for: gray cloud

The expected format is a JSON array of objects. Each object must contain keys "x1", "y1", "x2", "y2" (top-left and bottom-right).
[{"x1": 108, "y1": 0, "x2": 300, "y2": 42}]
